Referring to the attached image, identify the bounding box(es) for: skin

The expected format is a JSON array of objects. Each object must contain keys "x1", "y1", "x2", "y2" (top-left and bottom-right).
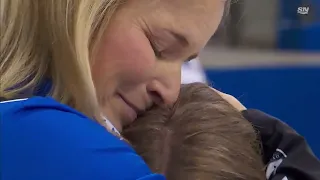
[{"x1": 92, "y1": 0, "x2": 226, "y2": 131}]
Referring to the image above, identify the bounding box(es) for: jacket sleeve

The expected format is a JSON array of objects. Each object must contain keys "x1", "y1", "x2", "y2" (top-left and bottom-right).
[{"x1": 242, "y1": 109, "x2": 320, "y2": 180}]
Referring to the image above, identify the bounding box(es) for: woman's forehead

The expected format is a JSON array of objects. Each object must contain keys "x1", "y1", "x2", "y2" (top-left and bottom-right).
[
  {"x1": 162, "y1": 0, "x2": 226, "y2": 26},
  {"x1": 121, "y1": 0, "x2": 226, "y2": 50},
  {"x1": 162, "y1": 0, "x2": 226, "y2": 7},
  {"x1": 159, "y1": 0, "x2": 226, "y2": 45}
]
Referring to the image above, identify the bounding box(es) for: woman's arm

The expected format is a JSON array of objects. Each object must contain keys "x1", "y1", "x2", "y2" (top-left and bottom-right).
[{"x1": 1, "y1": 97, "x2": 165, "y2": 180}]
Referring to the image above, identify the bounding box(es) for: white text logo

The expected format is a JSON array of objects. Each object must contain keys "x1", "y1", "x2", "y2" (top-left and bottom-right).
[{"x1": 297, "y1": 7, "x2": 309, "y2": 15}]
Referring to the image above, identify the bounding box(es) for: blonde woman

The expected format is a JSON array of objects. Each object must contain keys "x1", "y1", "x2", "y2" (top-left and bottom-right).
[{"x1": 1, "y1": 0, "x2": 319, "y2": 180}]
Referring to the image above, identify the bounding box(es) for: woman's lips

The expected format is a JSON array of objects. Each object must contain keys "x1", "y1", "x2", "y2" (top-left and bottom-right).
[{"x1": 117, "y1": 94, "x2": 139, "y2": 123}]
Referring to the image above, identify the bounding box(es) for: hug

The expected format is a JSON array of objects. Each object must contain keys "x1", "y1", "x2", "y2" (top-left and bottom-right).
[{"x1": 1, "y1": 0, "x2": 319, "y2": 179}]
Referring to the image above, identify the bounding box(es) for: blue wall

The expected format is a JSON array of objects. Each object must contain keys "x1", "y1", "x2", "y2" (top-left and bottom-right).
[
  {"x1": 277, "y1": 0, "x2": 320, "y2": 51},
  {"x1": 206, "y1": 66, "x2": 320, "y2": 157}
]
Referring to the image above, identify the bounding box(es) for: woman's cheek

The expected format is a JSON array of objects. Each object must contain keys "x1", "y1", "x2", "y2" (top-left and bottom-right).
[
  {"x1": 117, "y1": 34, "x2": 157, "y2": 84},
  {"x1": 119, "y1": 48, "x2": 156, "y2": 85}
]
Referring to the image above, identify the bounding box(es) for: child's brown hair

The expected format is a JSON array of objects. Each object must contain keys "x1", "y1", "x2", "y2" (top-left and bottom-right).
[{"x1": 123, "y1": 83, "x2": 264, "y2": 180}]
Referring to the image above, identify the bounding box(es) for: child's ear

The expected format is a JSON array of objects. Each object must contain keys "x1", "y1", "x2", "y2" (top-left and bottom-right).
[{"x1": 210, "y1": 87, "x2": 247, "y2": 111}]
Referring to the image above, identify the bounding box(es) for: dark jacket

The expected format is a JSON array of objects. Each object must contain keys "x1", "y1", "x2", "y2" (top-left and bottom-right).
[{"x1": 243, "y1": 109, "x2": 320, "y2": 180}]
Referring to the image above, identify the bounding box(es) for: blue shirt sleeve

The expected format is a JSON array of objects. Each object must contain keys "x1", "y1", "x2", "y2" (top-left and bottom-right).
[{"x1": 1, "y1": 97, "x2": 165, "y2": 180}]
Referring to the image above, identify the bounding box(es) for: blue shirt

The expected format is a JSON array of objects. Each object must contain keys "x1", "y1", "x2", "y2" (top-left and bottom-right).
[{"x1": 0, "y1": 97, "x2": 165, "y2": 180}]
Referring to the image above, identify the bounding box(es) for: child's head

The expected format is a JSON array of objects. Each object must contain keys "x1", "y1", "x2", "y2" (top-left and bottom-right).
[{"x1": 123, "y1": 83, "x2": 264, "y2": 180}]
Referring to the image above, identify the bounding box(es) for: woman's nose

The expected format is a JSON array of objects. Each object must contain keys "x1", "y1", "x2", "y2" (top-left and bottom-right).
[{"x1": 146, "y1": 63, "x2": 181, "y2": 106}]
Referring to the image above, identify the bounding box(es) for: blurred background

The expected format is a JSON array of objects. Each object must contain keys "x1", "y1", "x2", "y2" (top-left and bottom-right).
[{"x1": 198, "y1": 0, "x2": 320, "y2": 156}]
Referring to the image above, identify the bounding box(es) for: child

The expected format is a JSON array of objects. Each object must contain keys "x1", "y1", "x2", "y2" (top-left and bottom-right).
[{"x1": 123, "y1": 83, "x2": 265, "y2": 180}]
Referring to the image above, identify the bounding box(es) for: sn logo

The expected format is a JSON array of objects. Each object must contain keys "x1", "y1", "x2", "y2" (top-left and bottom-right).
[{"x1": 297, "y1": 7, "x2": 309, "y2": 15}]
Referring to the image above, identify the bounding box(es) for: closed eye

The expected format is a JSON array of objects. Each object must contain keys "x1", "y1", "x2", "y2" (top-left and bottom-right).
[
  {"x1": 147, "y1": 30, "x2": 197, "y2": 61},
  {"x1": 148, "y1": 39, "x2": 163, "y2": 59}
]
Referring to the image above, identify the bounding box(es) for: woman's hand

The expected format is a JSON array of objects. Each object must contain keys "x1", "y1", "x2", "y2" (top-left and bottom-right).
[{"x1": 211, "y1": 88, "x2": 247, "y2": 111}]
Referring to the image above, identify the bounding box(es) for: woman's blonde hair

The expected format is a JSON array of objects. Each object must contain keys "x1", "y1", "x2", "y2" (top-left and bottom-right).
[{"x1": 0, "y1": 0, "x2": 123, "y2": 122}]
